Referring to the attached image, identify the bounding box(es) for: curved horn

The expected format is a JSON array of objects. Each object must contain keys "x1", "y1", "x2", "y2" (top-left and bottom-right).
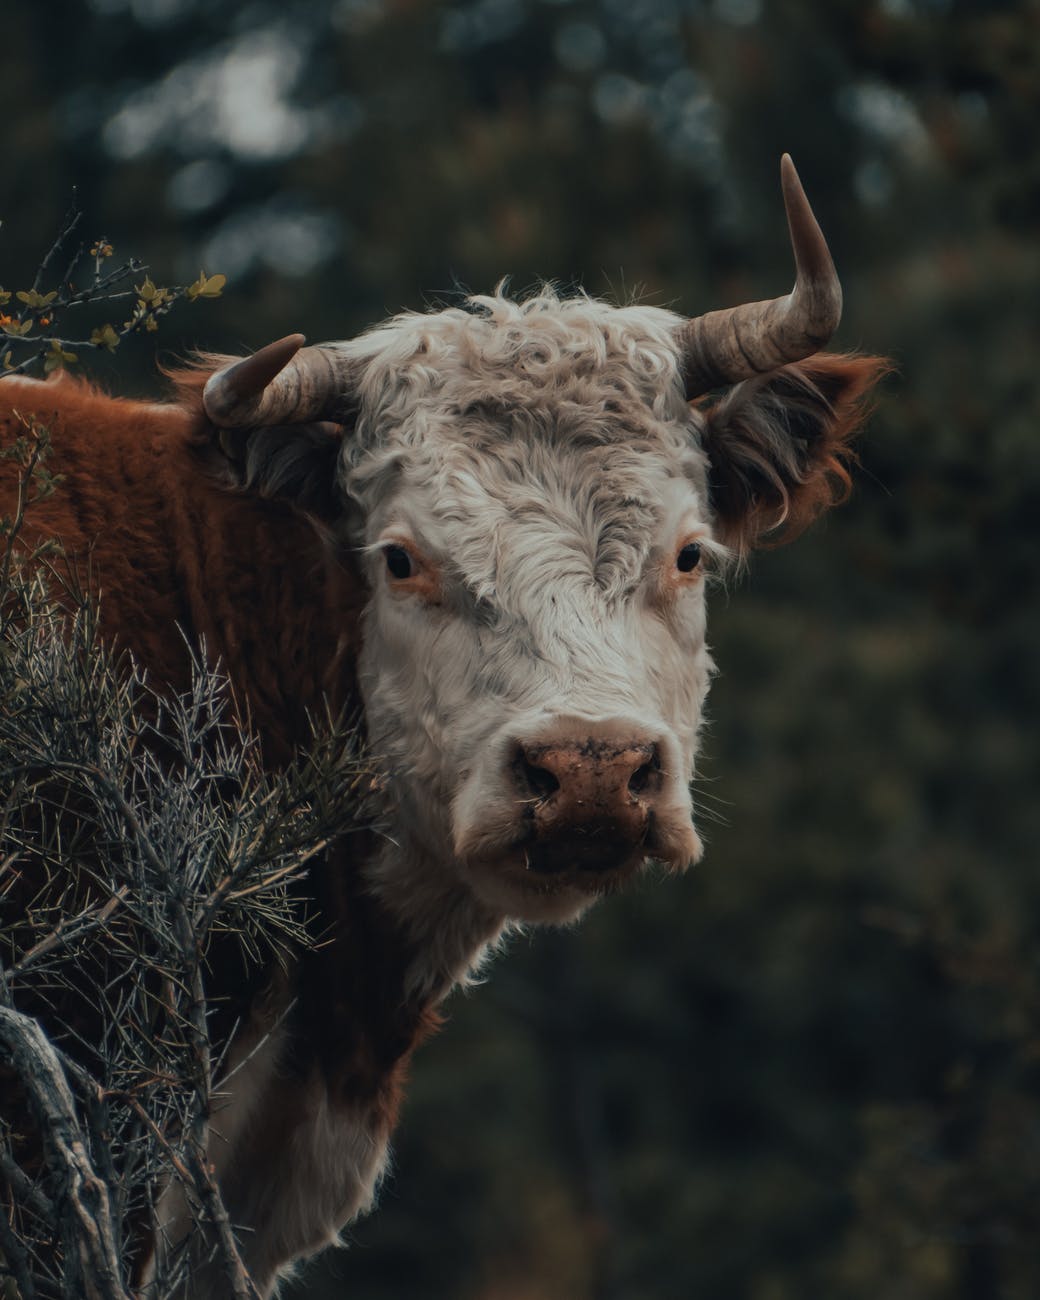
[
  {"x1": 203, "y1": 334, "x2": 356, "y2": 428},
  {"x1": 680, "y1": 154, "x2": 843, "y2": 397}
]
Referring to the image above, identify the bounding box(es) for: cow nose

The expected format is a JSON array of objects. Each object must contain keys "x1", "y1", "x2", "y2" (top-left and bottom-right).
[
  {"x1": 516, "y1": 738, "x2": 660, "y2": 804},
  {"x1": 511, "y1": 729, "x2": 665, "y2": 870}
]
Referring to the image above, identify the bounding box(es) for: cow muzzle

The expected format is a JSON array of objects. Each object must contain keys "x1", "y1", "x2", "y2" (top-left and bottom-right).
[
  {"x1": 513, "y1": 732, "x2": 661, "y2": 873},
  {"x1": 453, "y1": 716, "x2": 701, "y2": 900}
]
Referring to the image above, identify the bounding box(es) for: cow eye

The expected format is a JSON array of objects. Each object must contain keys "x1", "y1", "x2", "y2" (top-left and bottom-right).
[
  {"x1": 676, "y1": 542, "x2": 702, "y2": 573},
  {"x1": 384, "y1": 545, "x2": 414, "y2": 580}
]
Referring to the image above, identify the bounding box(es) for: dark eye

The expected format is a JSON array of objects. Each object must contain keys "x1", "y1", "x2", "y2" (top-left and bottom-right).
[
  {"x1": 676, "y1": 542, "x2": 702, "y2": 574},
  {"x1": 384, "y1": 545, "x2": 414, "y2": 580}
]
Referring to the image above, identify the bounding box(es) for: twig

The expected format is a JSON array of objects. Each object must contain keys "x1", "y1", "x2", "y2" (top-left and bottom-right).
[
  {"x1": 0, "y1": 1006, "x2": 129, "y2": 1300},
  {"x1": 0, "y1": 1148, "x2": 57, "y2": 1224},
  {"x1": 0, "y1": 1198, "x2": 38, "y2": 1300},
  {"x1": 29, "y1": 205, "x2": 82, "y2": 298},
  {"x1": 5, "y1": 888, "x2": 128, "y2": 983}
]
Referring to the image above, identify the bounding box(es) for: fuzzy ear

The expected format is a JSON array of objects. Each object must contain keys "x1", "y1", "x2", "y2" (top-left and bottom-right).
[
  {"x1": 701, "y1": 352, "x2": 891, "y2": 558},
  {"x1": 214, "y1": 420, "x2": 346, "y2": 518},
  {"x1": 163, "y1": 356, "x2": 349, "y2": 519}
]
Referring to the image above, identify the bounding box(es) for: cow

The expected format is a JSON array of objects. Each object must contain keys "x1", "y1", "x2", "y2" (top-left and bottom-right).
[{"x1": 0, "y1": 156, "x2": 887, "y2": 1296}]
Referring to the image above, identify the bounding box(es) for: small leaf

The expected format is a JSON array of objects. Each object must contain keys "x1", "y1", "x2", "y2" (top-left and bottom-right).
[
  {"x1": 187, "y1": 271, "x2": 227, "y2": 301},
  {"x1": 43, "y1": 338, "x2": 77, "y2": 372},
  {"x1": 16, "y1": 289, "x2": 58, "y2": 310},
  {"x1": 90, "y1": 323, "x2": 120, "y2": 352}
]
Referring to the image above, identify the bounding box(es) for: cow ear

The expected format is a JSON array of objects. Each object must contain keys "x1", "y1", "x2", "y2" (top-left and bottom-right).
[
  {"x1": 701, "y1": 352, "x2": 891, "y2": 558},
  {"x1": 165, "y1": 355, "x2": 352, "y2": 520},
  {"x1": 214, "y1": 420, "x2": 347, "y2": 520}
]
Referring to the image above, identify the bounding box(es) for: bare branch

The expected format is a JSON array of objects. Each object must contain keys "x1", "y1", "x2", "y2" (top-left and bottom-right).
[
  {"x1": 29, "y1": 204, "x2": 82, "y2": 298},
  {"x1": 0, "y1": 1007, "x2": 128, "y2": 1300},
  {"x1": 5, "y1": 888, "x2": 128, "y2": 983}
]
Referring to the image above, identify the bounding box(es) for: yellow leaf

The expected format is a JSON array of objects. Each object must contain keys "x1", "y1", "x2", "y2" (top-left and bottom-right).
[
  {"x1": 200, "y1": 272, "x2": 226, "y2": 298},
  {"x1": 45, "y1": 339, "x2": 77, "y2": 369},
  {"x1": 16, "y1": 289, "x2": 58, "y2": 310},
  {"x1": 188, "y1": 271, "x2": 227, "y2": 301},
  {"x1": 90, "y1": 324, "x2": 120, "y2": 352}
]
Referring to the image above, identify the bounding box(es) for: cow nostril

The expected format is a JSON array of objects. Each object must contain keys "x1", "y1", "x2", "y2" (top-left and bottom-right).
[
  {"x1": 515, "y1": 751, "x2": 561, "y2": 801},
  {"x1": 628, "y1": 747, "x2": 661, "y2": 797}
]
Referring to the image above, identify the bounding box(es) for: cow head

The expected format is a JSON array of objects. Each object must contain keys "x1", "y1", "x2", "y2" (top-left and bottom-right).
[{"x1": 200, "y1": 157, "x2": 886, "y2": 927}]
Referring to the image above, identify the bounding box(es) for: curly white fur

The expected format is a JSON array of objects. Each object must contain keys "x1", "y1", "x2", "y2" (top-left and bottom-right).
[{"x1": 323, "y1": 290, "x2": 717, "y2": 982}]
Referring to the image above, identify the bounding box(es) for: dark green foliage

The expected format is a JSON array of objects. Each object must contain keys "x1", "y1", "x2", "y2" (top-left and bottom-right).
[{"x1": 1, "y1": 1, "x2": 1038, "y2": 1296}]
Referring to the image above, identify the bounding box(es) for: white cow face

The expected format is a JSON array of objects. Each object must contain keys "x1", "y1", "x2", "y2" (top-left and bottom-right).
[
  {"x1": 200, "y1": 297, "x2": 882, "y2": 932},
  {"x1": 199, "y1": 163, "x2": 885, "y2": 932},
  {"x1": 341, "y1": 298, "x2": 715, "y2": 924}
]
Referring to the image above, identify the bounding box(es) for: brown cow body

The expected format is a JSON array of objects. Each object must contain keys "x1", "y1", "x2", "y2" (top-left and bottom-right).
[{"x1": 0, "y1": 379, "x2": 361, "y2": 757}]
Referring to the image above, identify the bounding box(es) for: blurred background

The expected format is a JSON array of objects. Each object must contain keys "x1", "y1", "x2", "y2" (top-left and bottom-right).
[{"x1": 2, "y1": 1, "x2": 1038, "y2": 1296}]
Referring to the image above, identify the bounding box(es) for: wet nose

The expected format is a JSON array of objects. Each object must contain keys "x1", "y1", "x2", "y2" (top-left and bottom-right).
[{"x1": 512, "y1": 727, "x2": 665, "y2": 868}]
